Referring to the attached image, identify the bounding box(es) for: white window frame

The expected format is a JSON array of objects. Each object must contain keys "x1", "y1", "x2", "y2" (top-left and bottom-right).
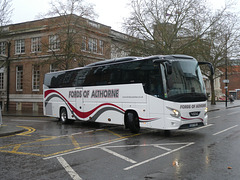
[
  {"x1": 88, "y1": 38, "x2": 97, "y2": 53},
  {"x1": 32, "y1": 65, "x2": 40, "y2": 91},
  {"x1": 16, "y1": 66, "x2": 23, "y2": 91},
  {"x1": 81, "y1": 36, "x2": 87, "y2": 51},
  {"x1": 50, "y1": 64, "x2": 59, "y2": 72},
  {"x1": 15, "y1": 39, "x2": 25, "y2": 54},
  {"x1": 49, "y1": 35, "x2": 60, "y2": 51},
  {"x1": 88, "y1": 21, "x2": 100, "y2": 28},
  {"x1": 99, "y1": 40, "x2": 104, "y2": 55},
  {"x1": 0, "y1": 42, "x2": 6, "y2": 55},
  {"x1": 31, "y1": 37, "x2": 42, "y2": 53}
]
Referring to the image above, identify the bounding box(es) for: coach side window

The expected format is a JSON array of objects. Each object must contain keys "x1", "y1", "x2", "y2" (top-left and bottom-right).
[
  {"x1": 83, "y1": 67, "x2": 100, "y2": 86},
  {"x1": 109, "y1": 64, "x2": 122, "y2": 85},
  {"x1": 99, "y1": 65, "x2": 111, "y2": 85},
  {"x1": 61, "y1": 70, "x2": 78, "y2": 87},
  {"x1": 74, "y1": 69, "x2": 89, "y2": 86},
  {"x1": 48, "y1": 72, "x2": 65, "y2": 88}
]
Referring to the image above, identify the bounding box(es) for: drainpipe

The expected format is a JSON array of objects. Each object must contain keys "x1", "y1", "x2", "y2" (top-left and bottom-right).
[{"x1": 6, "y1": 42, "x2": 10, "y2": 112}]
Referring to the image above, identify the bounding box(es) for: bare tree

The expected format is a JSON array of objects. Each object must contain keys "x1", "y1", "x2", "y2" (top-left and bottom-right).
[
  {"x1": 41, "y1": 0, "x2": 98, "y2": 70},
  {"x1": 0, "y1": 0, "x2": 12, "y2": 27},
  {"x1": 123, "y1": 0, "x2": 240, "y2": 105},
  {"x1": 46, "y1": 0, "x2": 97, "y2": 20},
  {"x1": 0, "y1": 0, "x2": 12, "y2": 111},
  {"x1": 198, "y1": 9, "x2": 240, "y2": 105},
  {"x1": 0, "y1": 0, "x2": 12, "y2": 65},
  {"x1": 123, "y1": 0, "x2": 227, "y2": 56}
]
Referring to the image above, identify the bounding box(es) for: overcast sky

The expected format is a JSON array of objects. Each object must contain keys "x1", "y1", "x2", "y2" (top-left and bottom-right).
[
  {"x1": 11, "y1": 0, "x2": 130, "y2": 32},
  {"x1": 11, "y1": 0, "x2": 239, "y2": 32}
]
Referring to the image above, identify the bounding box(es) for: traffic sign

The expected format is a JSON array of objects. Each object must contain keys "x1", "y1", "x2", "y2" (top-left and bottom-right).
[{"x1": 223, "y1": 79, "x2": 229, "y2": 83}]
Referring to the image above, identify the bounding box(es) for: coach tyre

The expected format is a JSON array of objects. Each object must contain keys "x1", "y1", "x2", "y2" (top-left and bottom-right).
[
  {"x1": 60, "y1": 107, "x2": 69, "y2": 124},
  {"x1": 126, "y1": 112, "x2": 140, "y2": 133}
]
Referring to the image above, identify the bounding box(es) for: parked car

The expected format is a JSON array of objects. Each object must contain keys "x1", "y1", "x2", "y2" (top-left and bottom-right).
[{"x1": 218, "y1": 95, "x2": 228, "y2": 101}]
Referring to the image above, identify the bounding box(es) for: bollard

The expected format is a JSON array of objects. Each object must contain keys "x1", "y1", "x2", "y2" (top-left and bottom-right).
[{"x1": 0, "y1": 106, "x2": 2, "y2": 126}]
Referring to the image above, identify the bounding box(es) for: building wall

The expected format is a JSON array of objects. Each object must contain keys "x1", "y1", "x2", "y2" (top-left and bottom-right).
[
  {"x1": 220, "y1": 65, "x2": 240, "y2": 99},
  {"x1": 0, "y1": 15, "x2": 124, "y2": 113}
]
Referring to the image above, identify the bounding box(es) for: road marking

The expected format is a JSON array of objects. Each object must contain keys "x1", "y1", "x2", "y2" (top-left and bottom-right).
[
  {"x1": 104, "y1": 129, "x2": 123, "y2": 138},
  {"x1": 213, "y1": 125, "x2": 239, "y2": 136},
  {"x1": 43, "y1": 132, "x2": 141, "y2": 159},
  {"x1": 43, "y1": 137, "x2": 130, "y2": 160},
  {"x1": 56, "y1": 129, "x2": 104, "y2": 138},
  {"x1": 153, "y1": 145, "x2": 171, "y2": 151},
  {"x1": 10, "y1": 120, "x2": 50, "y2": 123},
  {"x1": 101, "y1": 147, "x2": 137, "y2": 163},
  {"x1": 57, "y1": 156, "x2": 82, "y2": 180},
  {"x1": 0, "y1": 150, "x2": 44, "y2": 157},
  {"x1": 0, "y1": 136, "x2": 58, "y2": 157},
  {"x1": 124, "y1": 142, "x2": 195, "y2": 171},
  {"x1": 70, "y1": 136, "x2": 80, "y2": 148},
  {"x1": 0, "y1": 136, "x2": 57, "y2": 149},
  {"x1": 227, "y1": 111, "x2": 240, "y2": 115},
  {"x1": 16, "y1": 126, "x2": 36, "y2": 136},
  {"x1": 187, "y1": 124, "x2": 214, "y2": 132},
  {"x1": 1, "y1": 127, "x2": 139, "y2": 158},
  {"x1": 208, "y1": 116, "x2": 220, "y2": 120},
  {"x1": 12, "y1": 144, "x2": 21, "y2": 152},
  {"x1": 180, "y1": 124, "x2": 213, "y2": 132},
  {"x1": 103, "y1": 142, "x2": 194, "y2": 148}
]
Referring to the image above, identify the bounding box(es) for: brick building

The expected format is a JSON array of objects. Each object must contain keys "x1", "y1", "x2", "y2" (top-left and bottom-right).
[
  {"x1": 220, "y1": 63, "x2": 240, "y2": 99},
  {"x1": 0, "y1": 15, "x2": 129, "y2": 113}
]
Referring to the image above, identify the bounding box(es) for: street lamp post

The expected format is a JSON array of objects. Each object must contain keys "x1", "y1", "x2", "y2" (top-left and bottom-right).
[
  {"x1": 225, "y1": 64, "x2": 228, "y2": 108},
  {"x1": 225, "y1": 35, "x2": 228, "y2": 108}
]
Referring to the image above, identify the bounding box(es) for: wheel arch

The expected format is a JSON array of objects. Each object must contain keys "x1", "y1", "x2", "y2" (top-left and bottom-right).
[
  {"x1": 59, "y1": 106, "x2": 67, "y2": 118},
  {"x1": 124, "y1": 109, "x2": 139, "y2": 129},
  {"x1": 59, "y1": 105, "x2": 75, "y2": 124},
  {"x1": 59, "y1": 105, "x2": 72, "y2": 119}
]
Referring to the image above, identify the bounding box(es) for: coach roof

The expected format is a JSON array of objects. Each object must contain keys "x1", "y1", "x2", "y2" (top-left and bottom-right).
[
  {"x1": 85, "y1": 54, "x2": 195, "y2": 67},
  {"x1": 85, "y1": 57, "x2": 139, "y2": 67}
]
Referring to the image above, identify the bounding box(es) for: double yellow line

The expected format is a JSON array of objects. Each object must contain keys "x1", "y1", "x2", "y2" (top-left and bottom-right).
[{"x1": 17, "y1": 126, "x2": 36, "y2": 136}]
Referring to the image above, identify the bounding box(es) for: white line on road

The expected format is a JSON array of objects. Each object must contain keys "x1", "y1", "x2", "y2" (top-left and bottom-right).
[
  {"x1": 153, "y1": 145, "x2": 171, "y2": 151},
  {"x1": 227, "y1": 111, "x2": 240, "y2": 116},
  {"x1": 57, "y1": 156, "x2": 82, "y2": 180},
  {"x1": 51, "y1": 129, "x2": 105, "y2": 138},
  {"x1": 101, "y1": 142, "x2": 191, "y2": 148},
  {"x1": 187, "y1": 124, "x2": 214, "y2": 132},
  {"x1": 124, "y1": 142, "x2": 195, "y2": 171},
  {"x1": 101, "y1": 147, "x2": 137, "y2": 164},
  {"x1": 43, "y1": 138, "x2": 129, "y2": 160},
  {"x1": 180, "y1": 124, "x2": 213, "y2": 132},
  {"x1": 213, "y1": 125, "x2": 239, "y2": 136},
  {"x1": 70, "y1": 129, "x2": 104, "y2": 136},
  {"x1": 208, "y1": 116, "x2": 221, "y2": 120}
]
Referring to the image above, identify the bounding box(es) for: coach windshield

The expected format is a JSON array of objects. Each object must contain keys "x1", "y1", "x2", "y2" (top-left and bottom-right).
[{"x1": 165, "y1": 59, "x2": 207, "y2": 102}]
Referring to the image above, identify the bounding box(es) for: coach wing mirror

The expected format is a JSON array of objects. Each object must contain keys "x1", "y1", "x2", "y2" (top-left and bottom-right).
[
  {"x1": 153, "y1": 59, "x2": 172, "y2": 74},
  {"x1": 198, "y1": 62, "x2": 214, "y2": 75}
]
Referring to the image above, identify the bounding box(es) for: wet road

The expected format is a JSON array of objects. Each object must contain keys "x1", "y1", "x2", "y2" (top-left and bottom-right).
[{"x1": 1, "y1": 107, "x2": 240, "y2": 180}]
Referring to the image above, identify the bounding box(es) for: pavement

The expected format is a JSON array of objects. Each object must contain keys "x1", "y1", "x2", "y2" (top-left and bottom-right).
[
  {"x1": 0, "y1": 100, "x2": 240, "y2": 137},
  {"x1": 207, "y1": 99, "x2": 240, "y2": 111},
  {"x1": 0, "y1": 111, "x2": 45, "y2": 137}
]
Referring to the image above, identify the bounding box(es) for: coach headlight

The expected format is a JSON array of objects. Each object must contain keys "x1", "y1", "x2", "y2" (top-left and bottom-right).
[
  {"x1": 167, "y1": 107, "x2": 181, "y2": 118},
  {"x1": 204, "y1": 107, "x2": 208, "y2": 116}
]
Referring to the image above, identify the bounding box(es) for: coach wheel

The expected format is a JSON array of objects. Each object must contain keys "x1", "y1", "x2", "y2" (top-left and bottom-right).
[
  {"x1": 60, "y1": 107, "x2": 70, "y2": 124},
  {"x1": 126, "y1": 112, "x2": 140, "y2": 133}
]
